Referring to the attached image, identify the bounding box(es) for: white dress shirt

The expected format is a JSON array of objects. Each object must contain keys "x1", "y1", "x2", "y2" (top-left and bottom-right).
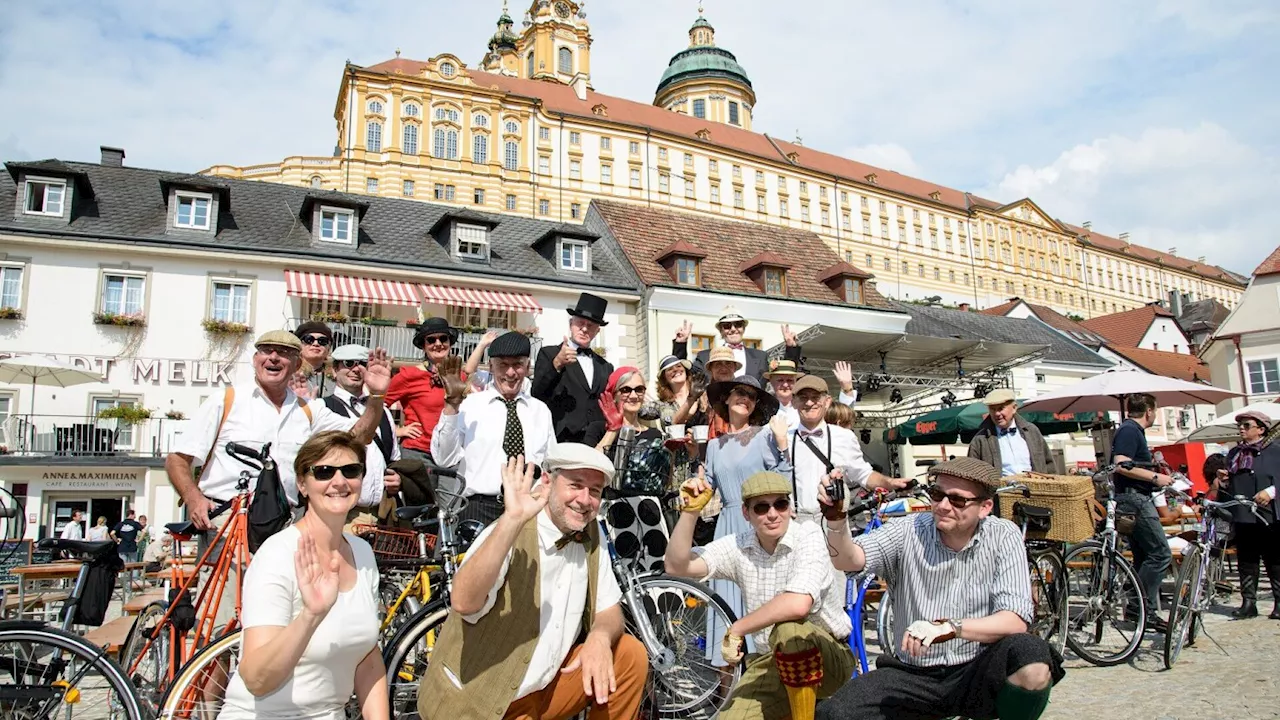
[
  {"x1": 996, "y1": 427, "x2": 1033, "y2": 476},
  {"x1": 431, "y1": 387, "x2": 557, "y2": 497},
  {"x1": 60, "y1": 521, "x2": 83, "y2": 540},
  {"x1": 731, "y1": 345, "x2": 747, "y2": 377},
  {"x1": 331, "y1": 386, "x2": 402, "y2": 506},
  {"x1": 569, "y1": 340, "x2": 595, "y2": 387},
  {"x1": 174, "y1": 383, "x2": 357, "y2": 506},
  {"x1": 775, "y1": 402, "x2": 800, "y2": 431},
  {"x1": 790, "y1": 422, "x2": 873, "y2": 515},
  {"x1": 459, "y1": 509, "x2": 622, "y2": 700}
]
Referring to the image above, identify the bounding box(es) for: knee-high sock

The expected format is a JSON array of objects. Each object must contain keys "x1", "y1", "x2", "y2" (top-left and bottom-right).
[
  {"x1": 775, "y1": 646, "x2": 823, "y2": 720},
  {"x1": 996, "y1": 681, "x2": 1051, "y2": 720}
]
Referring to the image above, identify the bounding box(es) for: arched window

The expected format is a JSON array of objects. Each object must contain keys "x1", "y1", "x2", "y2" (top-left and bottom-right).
[
  {"x1": 526, "y1": 52, "x2": 535, "y2": 76},
  {"x1": 504, "y1": 141, "x2": 519, "y2": 171},
  {"x1": 367, "y1": 99, "x2": 383, "y2": 114},
  {"x1": 366, "y1": 121, "x2": 382, "y2": 152},
  {"x1": 558, "y1": 47, "x2": 572, "y2": 74},
  {"x1": 445, "y1": 129, "x2": 459, "y2": 160},
  {"x1": 504, "y1": 120, "x2": 520, "y2": 135},
  {"x1": 433, "y1": 128, "x2": 446, "y2": 158},
  {"x1": 309, "y1": 176, "x2": 322, "y2": 189},
  {"x1": 473, "y1": 135, "x2": 489, "y2": 164},
  {"x1": 439, "y1": 61, "x2": 456, "y2": 77},
  {"x1": 403, "y1": 123, "x2": 419, "y2": 155},
  {"x1": 473, "y1": 114, "x2": 489, "y2": 128},
  {"x1": 433, "y1": 107, "x2": 460, "y2": 123},
  {"x1": 403, "y1": 103, "x2": 420, "y2": 118}
]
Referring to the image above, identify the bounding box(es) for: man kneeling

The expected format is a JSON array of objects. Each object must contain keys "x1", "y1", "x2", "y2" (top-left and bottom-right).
[
  {"x1": 416, "y1": 445, "x2": 648, "y2": 720},
  {"x1": 666, "y1": 470, "x2": 854, "y2": 720},
  {"x1": 818, "y1": 457, "x2": 1064, "y2": 720}
]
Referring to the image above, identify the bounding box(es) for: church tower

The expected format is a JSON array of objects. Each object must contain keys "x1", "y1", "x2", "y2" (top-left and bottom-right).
[
  {"x1": 500, "y1": 0, "x2": 593, "y2": 88},
  {"x1": 654, "y1": 6, "x2": 755, "y2": 130},
  {"x1": 480, "y1": 1, "x2": 521, "y2": 75}
]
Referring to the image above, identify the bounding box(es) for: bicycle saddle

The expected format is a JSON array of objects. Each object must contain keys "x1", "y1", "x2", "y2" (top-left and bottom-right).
[
  {"x1": 395, "y1": 504, "x2": 436, "y2": 521},
  {"x1": 1013, "y1": 503, "x2": 1052, "y2": 520},
  {"x1": 38, "y1": 538, "x2": 117, "y2": 559}
]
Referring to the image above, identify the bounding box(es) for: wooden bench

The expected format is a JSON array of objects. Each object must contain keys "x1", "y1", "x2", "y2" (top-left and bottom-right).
[
  {"x1": 82, "y1": 616, "x2": 135, "y2": 658},
  {"x1": 123, "y1": 590, "x2": 165, "y2": 616}
]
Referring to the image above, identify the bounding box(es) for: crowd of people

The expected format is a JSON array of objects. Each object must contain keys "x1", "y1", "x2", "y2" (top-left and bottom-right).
[{"x1": 148, "y1": 293, "x2": 1280, "y2": 720}]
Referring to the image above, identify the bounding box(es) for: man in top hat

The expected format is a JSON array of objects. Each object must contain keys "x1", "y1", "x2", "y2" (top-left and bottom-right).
[
  {"x1": 766, "y1": 360, "x2": 802, "y2": 431},
  {"x1": 671, "y1": 310, "x2": 802, "y2": 384},
  {"x1": 818, "y1": 457, "x2": 1062, "y2": 720},
  {"x1": 966, "y1": 389, "x2": 1057, "y2": 476},
  {"x1": 293, "y1": 320, "x2": 335, "y2": 397},
  {"x1": 417, "y1": 447, "x2": 648, "y2": 720},
  {"x1": 666, "y1": 470, "x2": 854, "y2": 720},
  {"x1": 435, "y1": 331, "x2": 558, "y2": 525},
  {"x1": 533, "y1": 292, "x2": 615, "y2": 446},
  {"x1": 328, "y1": 344, "x2": 403, "y2": 524},
  {"x1": 386, "y1": 317, "x2": 471, "y2": 463}
]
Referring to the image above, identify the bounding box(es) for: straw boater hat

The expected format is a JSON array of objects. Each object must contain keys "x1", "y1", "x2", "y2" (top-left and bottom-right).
[
  {"x1": 705, "y1": 346, "x2": 744, "y2": 371},
  {"x1": 927, "y1": 457, "x2": 1002, "y2": 493},
  {"x1": 764, "y1": 359, "x2": 800, "y2": 379},
  {"x1": 717, "y1": 307, "x2": 747, "y2": 327}
]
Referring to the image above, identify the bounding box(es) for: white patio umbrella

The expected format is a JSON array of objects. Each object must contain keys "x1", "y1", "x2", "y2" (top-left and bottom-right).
[
  {"x1": 0, "y1": 355, "x2": 103, "y2": 415},
  {"x1": 1019, "y1": 368, "x2": 1242, "y2": 415},
  {"x1": 1185, "y1": 401, "x2": 1280, "y2": 443}
]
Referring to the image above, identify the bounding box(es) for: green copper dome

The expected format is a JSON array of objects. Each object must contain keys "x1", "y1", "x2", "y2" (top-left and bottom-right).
[{"x1": 656, "y1": 46, "x2": 752, "y2": 95}]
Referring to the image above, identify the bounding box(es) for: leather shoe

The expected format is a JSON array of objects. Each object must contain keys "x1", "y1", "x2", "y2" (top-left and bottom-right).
[
  {"x1": 1269, "y1": 607, "x2": 1280, "y2": 620},
  {"x1": 1145, "y1": 615, "x2": 1168, "y2": 634},
  {"x1": 1232, "y1": 602, "x2": 1259, "y2": 619}
]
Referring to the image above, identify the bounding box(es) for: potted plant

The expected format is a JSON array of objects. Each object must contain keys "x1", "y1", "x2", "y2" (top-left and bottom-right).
[
  {"x1": 202, "y1": 318, "x2": 253, "y2": 335},
  {"x1": 360, "y1": 317, "x2": 398, "y2": 327},
  {"x1": 0, "y1": 307, "x2": 21, "y2": 320},
  {"x1": 93, "y1": 311, "x2": 147, "y2": 327},
  {"x1": 164, "y1": 409, "x2": 187, "y2": 421},
  {"x1": 310, "y1": 310, "x2": 349, "y2": 323},
  {"x1": 97, "y1": 404, "x2": 152, "y2": 431}
]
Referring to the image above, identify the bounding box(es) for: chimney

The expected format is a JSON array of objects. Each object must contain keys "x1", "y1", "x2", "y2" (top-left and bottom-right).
[
  {"x1": 100, "y1": 146, "x2": 125, "y2": 167},
  {"x1": 1118, "y1": 232, "x2": 1130, "y2": 243},
  {"x1": 1082, "y1": 221, "x2": 1092, "y2": 230},
  {"x1": 1196, "y1": 256, "x2": 1205, "y2": 263},
  {"x1": 1168, "y1": 289, "x2": 1183, "y2": 318},
  {"x1": 1167, "y1": 246, "x2": 1177, "y2": 256},
  {"x1": 571, "y1": 75, "x2": 588, "y2": 101},
  {"x1": 958, "y1": 302, "x2": 970, "y2": 312}
]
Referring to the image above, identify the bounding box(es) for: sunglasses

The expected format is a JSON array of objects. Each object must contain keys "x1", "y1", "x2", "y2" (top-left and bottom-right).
[
  {"x1": 720, "y1": 321, "x2": 746, "y2": 330},
  {"x1": 336, "y1": 360, "x2": 366, "y2": 369},
  {"x1": 256, "y1": 346, "x2": 299, "y2": 359},
  {"x1": 301, "y1": 335, "x2": 331, "y2": 347},
  {"x1": 308, "y1": 463, "x2": 365, "y2": 480},
  {"x1": 618, "y1": 386, "x2": 646, "y2": 396},
  {"x1": 729, "y1": 388, "x2": 758, "y2": 402},
  {"x1": 423, "y1": 334, "x2": 452, "y2": 346},
  {"x1": 1237, "y1": 422, "x2": 1259, "y2": 430},
  {"x1": 926, "y1": 485, "x2": 982, "y2": 509},
  {"x1": 750, "y1": 497, "x2": 791, "y2": 515}
]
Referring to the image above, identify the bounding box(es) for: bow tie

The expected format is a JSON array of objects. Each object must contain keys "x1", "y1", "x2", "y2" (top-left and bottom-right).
[
  {"x1": 800, "y1": 429, "x2": 824, "y2": 439},
  {"x1": 576, "y1": 347, "x2": 594, "y2": 356},
  {"x1": 353, "y1": 396, "x2": 368, "y2": 406},
  {"x1": 726, "y1": 343, "x2": 745, "y2": 351},
  {"x1": 554, "y1": 530, "x2": 587, "y2": 550},
  {"x1": 998, "y1": 427, "x2": 1018, "y2": 437}
]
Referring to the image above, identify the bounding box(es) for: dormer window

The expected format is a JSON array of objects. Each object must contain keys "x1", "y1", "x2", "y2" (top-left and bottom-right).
[
  {"x1": 23, "y1": 178, "x2": 65, "y2": 216},
  {"x1": 439, "y1": 61, "x2": 456, "y2": 77},
  {"x1": 175, "y1": 192, "x2": 212, "y2": 230},
  {"x1": 676, "y1": 257, "x2": 700, "y2": 286},
  {"x1": 764, "y1": 268, "x2": 786, "y2": 295},
  {"x1": 319, "y1": 208, "x2": 354, "y2": 244},
  {"x1": 842, "y1": 278, "x2": 863, "y2": 304},
  {"x1": 455, "y1": 223, "x2": 489, "y2": 260},
  {"x1": 560, "y1": 238, "x2": 590, "y2": 272}
]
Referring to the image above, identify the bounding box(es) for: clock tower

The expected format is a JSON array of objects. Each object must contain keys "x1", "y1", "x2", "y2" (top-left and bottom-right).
[{"x1": 503, "y1": 0, "x2": 592, "y2": 88}]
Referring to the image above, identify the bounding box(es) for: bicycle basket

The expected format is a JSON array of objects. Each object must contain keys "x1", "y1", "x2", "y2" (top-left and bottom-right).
[{"x1": 353, "y1": 525, "x2": 434, "y2": 561}]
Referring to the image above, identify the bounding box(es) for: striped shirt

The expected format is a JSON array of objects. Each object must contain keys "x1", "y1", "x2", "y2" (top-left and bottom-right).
[
  {"x1": 700, "y1": 520, "x2": 852, "y2": 649},
  {"x1": 855, "y1": 512, "x2": 1033, "y2": 666}
]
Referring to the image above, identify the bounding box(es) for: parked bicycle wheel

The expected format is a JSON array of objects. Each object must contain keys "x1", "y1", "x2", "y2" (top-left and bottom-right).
[
  {"x1": 0, "y1": 622, "x2": 147, "y2": 720},
  {"x1": 382, "y1": 601, "x2": 450, "y2": 720},
  {"x1": 1164, "y1": 545, "x2": 1204, "y2": 669},
  {"x1": 1063, "y1": 540, "x2": 1146, "y2": 666},
  {"x1": 874, "y1": 586, "x2": 893, "y2": 658},
  {"x1": 1028, "y1": 546, "x2": 1067, "y2": 651},
  {"x1": 158, "y1": 629, "x2": 241, "y2": 719},
  {"x1": 119, "y1": 599, "x2": 170, "y2": 715}
]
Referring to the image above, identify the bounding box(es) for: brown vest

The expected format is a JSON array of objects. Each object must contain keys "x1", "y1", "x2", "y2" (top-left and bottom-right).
[{"x1": 417, "y1": 517, "x2": 601, "y2": 720}]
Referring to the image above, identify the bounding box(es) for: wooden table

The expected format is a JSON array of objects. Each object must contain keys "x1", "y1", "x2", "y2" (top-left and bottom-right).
[{"x1": 8, "y1": 563, "x2": 83, "y2": 621}]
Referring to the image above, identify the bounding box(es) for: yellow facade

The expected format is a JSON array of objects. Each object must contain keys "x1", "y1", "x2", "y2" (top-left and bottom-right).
[{"x1": 202, "y1": 2, "x2": 1245, "y2": 315}]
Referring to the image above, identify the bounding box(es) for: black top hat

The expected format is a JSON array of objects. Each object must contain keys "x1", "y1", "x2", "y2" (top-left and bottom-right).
[
  {"x1": 567, "y1": 292, "x2": 609, "y2": 326},
  {"x1": 707, "y1": 375, "x2": 780, "y2": 427},
  {"x1": 413, "y1": 317, "x2": 459, "y2": 350}
]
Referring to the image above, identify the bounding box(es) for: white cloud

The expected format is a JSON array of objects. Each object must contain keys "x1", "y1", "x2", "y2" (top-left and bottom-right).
[
  {"x1": 840, "y1": 144, "x2": 921, "y2": 177},
  {"x1": 985, "y1": 123, "x2": 1279, "y2": 271}
]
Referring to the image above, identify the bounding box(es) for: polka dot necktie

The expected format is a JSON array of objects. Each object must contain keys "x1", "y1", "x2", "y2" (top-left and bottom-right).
[{"x1": 502, "y1": 397, "x2": 524, "y2": 459}]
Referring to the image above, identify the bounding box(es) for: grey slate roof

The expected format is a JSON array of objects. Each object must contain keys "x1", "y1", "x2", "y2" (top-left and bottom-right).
[
  {"x1": 894, "y1": 302, "x2": 1113, "y2": 368},
  {"x1": 0, "y1": 159, "x2": 642, "y2": 294}
]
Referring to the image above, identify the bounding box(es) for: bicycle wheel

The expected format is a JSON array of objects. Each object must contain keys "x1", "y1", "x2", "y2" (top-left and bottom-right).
[
  {"x1": 119, "y1": 600, "x2": 170, "y2": 715},
  {"x1": 1163, "y1": 545, "x2": 1203, "y2": 669},
  {"x1": 382, "y1": 601, "x2": 451, "y2": 720},
  {"x1": 158, "y1": 629, "x2": 240, "y2": 719},
  {"x1": 0, "y1": 621, "x2": 146, "y2": 720},
  {"x1": 630, "y1": 573, "x2": 739, "y2": 719},
  {"x1": 874, "y1": 585, "x2": 893, "y2": 657},
  {"x1": 378, "y1": 569, "x2": 424, "y2": 645},
  {"x1": 1063, "y1": 540, "x2": 1146, "y2": 666},
  {"x1": 1028, "y1": 547, "x2": 1067, "y2": 651}
]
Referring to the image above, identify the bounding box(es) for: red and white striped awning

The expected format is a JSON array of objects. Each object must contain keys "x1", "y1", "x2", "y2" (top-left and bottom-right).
[
  {"x1": 285, "y1": 270, "x2": 422, "y2": 307},
  {"x1": 419, "y1": 284, "x2": 542, "y2": 313}
]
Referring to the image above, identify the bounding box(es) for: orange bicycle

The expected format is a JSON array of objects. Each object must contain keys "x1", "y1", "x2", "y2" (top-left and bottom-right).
[{"x1": 118, "y1": 441, "x2": 268, "y2": 716}]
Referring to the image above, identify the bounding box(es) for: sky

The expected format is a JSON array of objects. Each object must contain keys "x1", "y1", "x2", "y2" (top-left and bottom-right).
[{"x1": 1, "y1": 0, "x2": 1276, "y2": 275}]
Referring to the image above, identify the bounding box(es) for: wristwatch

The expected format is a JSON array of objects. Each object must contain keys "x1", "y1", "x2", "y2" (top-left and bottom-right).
[{"x1": 951, "y1": 618, "x2": 964, "y2": 640}]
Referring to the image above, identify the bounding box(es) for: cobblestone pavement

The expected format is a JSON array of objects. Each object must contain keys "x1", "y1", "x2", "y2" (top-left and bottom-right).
[{"x1": 1043, "y1": 604, "x2": 1280, "y2": 720}]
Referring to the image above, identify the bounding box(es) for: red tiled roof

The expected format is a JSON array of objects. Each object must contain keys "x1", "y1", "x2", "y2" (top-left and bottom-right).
[
  {"x1": 1254, "y1": 245, "x2": 1280, "y2": 277},
  {"x1": 655, "y1": 239, "x2": 707, "y2": 260},
  {"x1": 358, "y1": 58, "x2": 1244, "y2": 288},
  {"x1": 981, "y1": 297, "x2": 1105, "y2": 346},
  {"x1": 590, "y1": 199, "x2": 891, "y2": 309},
  {"x1": 1079, "y1": 304, "x2": 1174, "y2": 348},
  {"x1": 979, "y1": 298, "x2": 1024, "y2": 316},
  {"x1": 816, "y1": 261, "x2": 873, "y2": 284},
  {"x1": 1107, "y1": 345, "x2": 1211, "y2": 383},
  {"x1": 1064, "y1": 224, "x2": 1243, "y2": 286},
  {"x1": 737, "y1": 250, "x2": 793, "y2": 273}
]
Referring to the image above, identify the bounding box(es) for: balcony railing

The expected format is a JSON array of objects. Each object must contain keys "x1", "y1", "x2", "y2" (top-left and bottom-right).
[
  {"x1": 0, "y1": 415, "x2": 189, "y2": 458},
  {"x1": 288, "y1": 319, "x2": 542, "y2": 362}
]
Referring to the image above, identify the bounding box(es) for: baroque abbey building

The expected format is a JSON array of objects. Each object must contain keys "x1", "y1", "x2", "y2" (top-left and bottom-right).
[{"x1": 204, "y1": 0, "x2": 1245, "y2": 317}]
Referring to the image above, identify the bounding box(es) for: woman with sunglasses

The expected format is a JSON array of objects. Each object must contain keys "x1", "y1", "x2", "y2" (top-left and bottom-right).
[
  {"x1": 293, "y1": 321, "x2": 335, "y2": 398},
  {"x1": 218, "y1": 431, "x2": 388, "y2": 720},
  {"x1": 701, "y1": 375, "x2": 790, "y2": 664},
  {"x1": 595, "y1": 367, "x2": 671, "y2": 496},
  {"x1": 1220, "y1": 410, "x2": 1280, "y2": 619}
]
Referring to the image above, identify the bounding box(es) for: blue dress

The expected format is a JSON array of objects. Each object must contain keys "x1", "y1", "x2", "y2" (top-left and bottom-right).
[{"x1": 702, "y1": 425, "x2": 790, "y2": 663}]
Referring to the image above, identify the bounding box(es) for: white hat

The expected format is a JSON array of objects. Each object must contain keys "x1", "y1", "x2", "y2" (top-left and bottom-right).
[
  {"x1": 331, "y1": 344, "x2": 370, "y2": 362},
  {"x1": 717, "y1": 307, "x2": 747, "y2": 326},
  {"x1": 543, "y1": 443, "x2": 615, "y2": 482}
]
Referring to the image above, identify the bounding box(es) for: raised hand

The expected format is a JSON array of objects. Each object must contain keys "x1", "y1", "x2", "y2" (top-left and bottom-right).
[
  {"x1": 364, "y1": 348, "x2": 392, "y2": 395},
  {"x1": 553, "y1": 336, "x2": 578, "y2": 370},
  {"x1": 290, "y1": 372, "x2": 314, "y2": 401},
  {"x1": 834, "y1": 361, "x2": 855, "y2": 392},
  {"x1": 781, "y1": 324, "x2": 798, "y2": 347},
  {"x1": 674, "y1": 320, "x2": 693, "y2": 343},
  {"x1": 294, "y1": 532, "x2": 341, "y2": 618},
  {"x1": 501, "y1": 455, "x2": 549, "y2": 524},
  {"x1": 678, "y1": 469, "x2": 714, "y2": 513},
  {"x1": 479, "y1": 329, "x2": 501, "y2": 348},
  {"x1": 599, "y1": 393, "x2": 624, "y2": 432},
  {"x1": 769, "y1": 412, "x2": 790, "y2": 440}
]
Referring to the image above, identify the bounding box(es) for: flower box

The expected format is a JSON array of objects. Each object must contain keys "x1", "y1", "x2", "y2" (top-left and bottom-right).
[
  {"x1": 310, "y1": 311, "x2": 349, "y2": 323},
  {"x1": 97, "y1": 404, "x2": 152, "y2": 425},
  {"x1": 0, "y1": 307, "x2": 21, "y2": 320},
  {"x1": 361, "y1": 318, "x2": 398, "y2": 327},
  {"x1": 93, "y1": 311, "x2": 147, "y2": 327},
  {"x1": 202, "y1": 318, "x2": 253, "y2": 334}
]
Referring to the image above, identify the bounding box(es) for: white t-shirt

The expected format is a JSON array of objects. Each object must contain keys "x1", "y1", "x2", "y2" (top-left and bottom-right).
[
  {"x1": 217, "y1": 526, "x2": 380, "y2": 720},
  {"x1": 87, "y1": 525, "x2": 110, "y2": 541},
  {"x1": 60, "y1": 521, "x2": 83, "y2": 540}
]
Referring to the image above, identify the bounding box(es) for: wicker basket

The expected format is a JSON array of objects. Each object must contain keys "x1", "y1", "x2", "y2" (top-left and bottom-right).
[
  {"x1": 996, "y1": 473, "x2": 1096, "y2": 544},
  {"x1": 352, "y1": 525, "x2": 435, "y2": 561}
]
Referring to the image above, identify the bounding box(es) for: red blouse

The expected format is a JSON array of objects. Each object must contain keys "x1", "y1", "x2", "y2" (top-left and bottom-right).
[{"x1": 386, "y1": 365, "x2": 465, "y2": 454}]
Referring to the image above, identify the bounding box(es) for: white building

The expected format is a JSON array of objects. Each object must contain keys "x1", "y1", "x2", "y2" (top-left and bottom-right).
[{"x1": 1203, "y1": 245, "x2": 1280, "y2": 416}]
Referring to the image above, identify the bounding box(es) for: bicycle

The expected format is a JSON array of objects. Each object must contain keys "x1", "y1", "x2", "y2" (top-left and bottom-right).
[
  {"x1": 119, "y1": 440, "x2": 267, "y2": 715},
  {"x1": 997, "y1": 485, "x2": 1068, "y2": 652},
  {"x1": 0, "y1": 535, "x2": 147, "y2": 719},
  {"x1": 1163, "y1": 492, "x2": 1266, "y2": 669},
  {"x1": 1060, "y1": 461, "x2": 1150, "y2": 666}
]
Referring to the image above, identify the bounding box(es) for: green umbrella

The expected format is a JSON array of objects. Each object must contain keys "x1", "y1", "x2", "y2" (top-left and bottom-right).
[{"x1": 884, "y1": 403, "x2": 1097, "y2": 446}]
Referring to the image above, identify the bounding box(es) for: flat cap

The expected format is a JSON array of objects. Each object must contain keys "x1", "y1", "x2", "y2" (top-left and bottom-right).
[
  {"x1": 254, "y1": 329, "x2": 302, "y2": 352},
  {"x1": 293, "y1": 321, "x2": 334, "y2": 341},
  {"x1": 1236, "y1": 409, "x2": 1272, "y2": 428},
  {"x1": 928, "y1": 456, "x2": 1003, "y2": 491},
  {"x1": 792, "y1": 375, "x2": 829, "y2": 395},
  {"x1": 331, "y1": 344, "x2": 369, "y2": 362},
  {"x1": 741, "y1": 471, "x2": 791, "y2": 501},
  {"x1": 488, "y1": 331, "x2": 531, "y2": 358},
  {"x1": 706, "y1": 346, "x2": 743, "y2": 369},
  {"x1": 982, "y1": 388, "x2": 1016, "y2": 406},
  {"x1": 544, "y1": 443, "x2": 615, "y2": 481}
]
